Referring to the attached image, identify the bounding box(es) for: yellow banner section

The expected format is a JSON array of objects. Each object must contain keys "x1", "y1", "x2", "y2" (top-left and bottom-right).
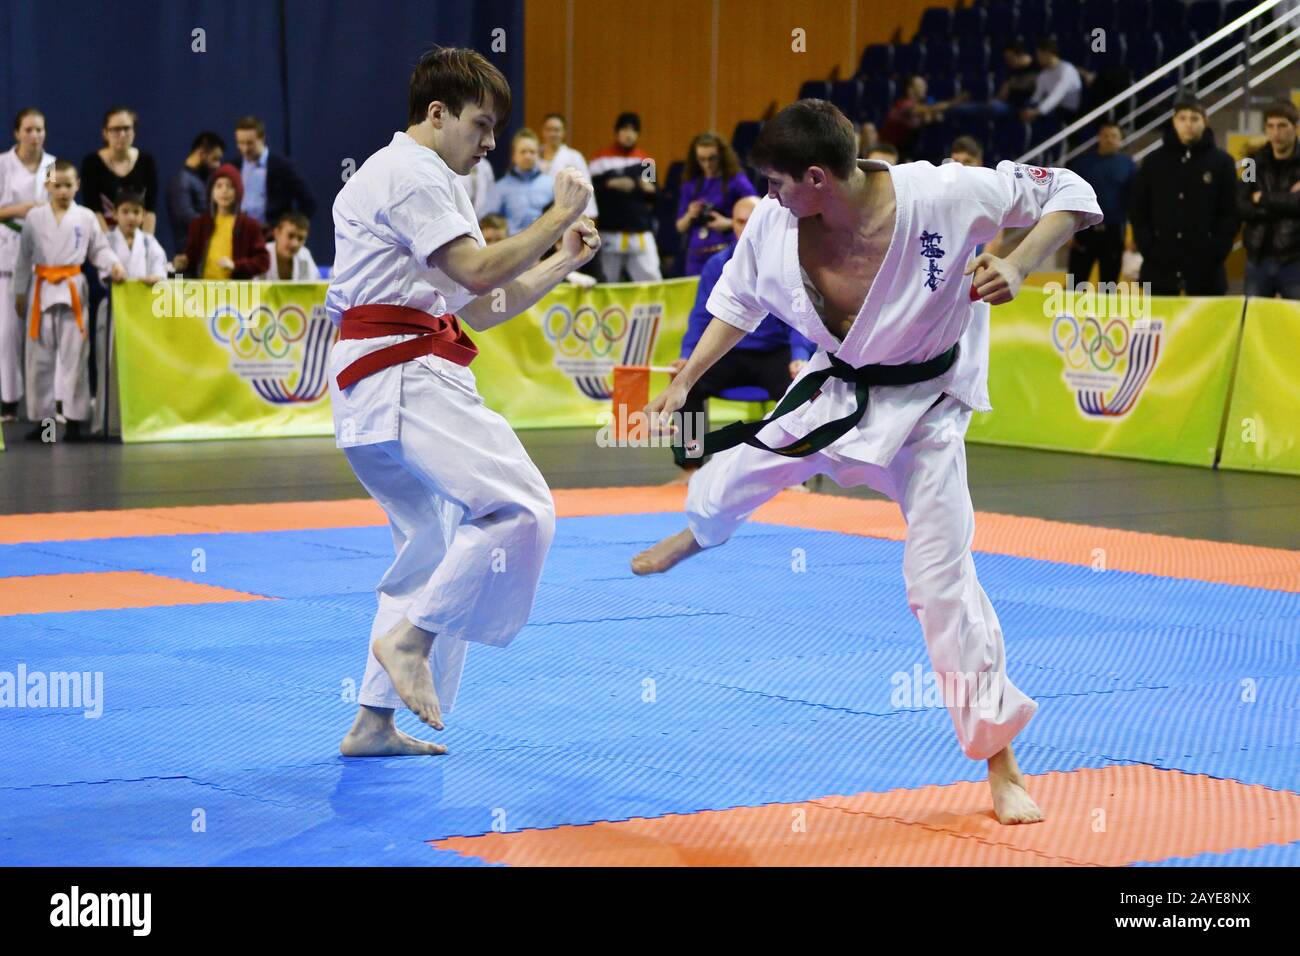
[
  {"x1": 1219, "y1": 297, "x2": 1300, "y2": 477},
  {"x1": 112, "y1": 277, "x2": 760, "y2": 444},
  {"x1": 115, "y1": 280, "x2": 336, "y2": 443},
  {"x1": 967, "y1": 287, "x2": 1244, "y2": 467}
]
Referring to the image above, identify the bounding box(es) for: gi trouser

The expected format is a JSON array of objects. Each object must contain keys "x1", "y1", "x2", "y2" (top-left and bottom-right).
[
  {"x1": 341, "y1": 355, "x2": 556, "y2": 714},
  {"x1": 685, "y1": 394, "x2": 1037, "y2": 760},
  {"x1": 26, "y1": 302, "x2": 90, "y2": 422}
]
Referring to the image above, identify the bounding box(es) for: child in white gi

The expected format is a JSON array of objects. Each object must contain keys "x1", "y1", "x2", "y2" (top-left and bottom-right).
[
  {"x1": 260, "y1": 211, "x2": 319, "y2": 281},
  {"x1": 13, "y1": 160, "x2": 123, "y2": 441},
  {"x1": 632, "y1": 100, "x2": 1102, "y2": 824},
  {"x1": 0, "y1": 108, "x2": 56, "y2": 421},
  {"x1": 327, "y1": 46, "x2": 599, "y2": 757},
  {"x1": 96, "y1": 187, "x2": 166, "y2": 436}
]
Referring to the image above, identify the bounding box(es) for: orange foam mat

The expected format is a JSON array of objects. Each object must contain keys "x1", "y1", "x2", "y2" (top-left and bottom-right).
[
  {"x1": 433, "y1": 766, "x2": 1300, "y2": 867},
  {"x1": 1, "y1": 487, "x2": 1295, "y2": 591},
  {"x1": 0, "y1": 571, "x2": 269, "y2": 616}
]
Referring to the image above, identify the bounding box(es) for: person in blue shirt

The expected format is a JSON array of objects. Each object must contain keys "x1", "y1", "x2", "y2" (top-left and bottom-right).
[
  {"x1": 670, "y1": 194, "x2": 815, "y2": 474},
  {"x1": 1068, "y1": 121, "x2": 1136, "y2": 284},
  {"x1": 488, "y1": 129, "x2": 555, "y2": 235}
]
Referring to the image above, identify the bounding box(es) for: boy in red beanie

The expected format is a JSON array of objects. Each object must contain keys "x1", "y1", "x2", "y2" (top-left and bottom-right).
[{"x1": 172, "y1": 164, "x2": 268, "y2": 278}]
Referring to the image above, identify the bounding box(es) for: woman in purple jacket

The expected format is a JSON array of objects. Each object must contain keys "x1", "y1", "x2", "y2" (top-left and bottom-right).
[{"x1": 675, "y1": 133, "x2": 755, "y2": 276}]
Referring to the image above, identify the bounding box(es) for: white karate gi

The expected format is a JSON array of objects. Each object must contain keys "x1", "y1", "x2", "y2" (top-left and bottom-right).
[
  {"x1": 457, "y1": 158, "x2": 498, "y2": 221},
  {"x1": 690, "y1": 158, "x2": 1102, "y2": 760},
  {"x1": 258, "y1": 240, "x2": 320, "y2": 281},
  {"x1": 93, "y1": 227, "x2": 167, "y2": 435},
  {"x1": 13, "y1": 203, "x2": 120, "y2": 423},
  {"x1": 0, "y1": 147, "x2": 56, "y2": 404},
  {"x1": 327, "y1": 131, "x2": 556, "y2": 714}
]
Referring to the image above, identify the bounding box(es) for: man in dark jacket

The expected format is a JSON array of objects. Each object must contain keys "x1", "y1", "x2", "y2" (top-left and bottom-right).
[
  {"x1": 1238, "y1": 101, "x2": 1300, "y2": 298},
  {"x1": 589, "y1": 112, "x2": 662, "y2": 281},
  {"x1": 234, "y1": 116, "x2": 317, "y2": 240},
  {"x1": 1130, "y1": 98, "x2": 1239, "y2": 295},
  {"x1": 165, "y1": 131, "x2": 225, "y2": 250}
]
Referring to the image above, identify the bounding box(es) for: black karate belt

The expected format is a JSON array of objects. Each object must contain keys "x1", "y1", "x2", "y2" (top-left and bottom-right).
[{"x1": 681, "y1": 344, "x2": 959, "y2": 460}]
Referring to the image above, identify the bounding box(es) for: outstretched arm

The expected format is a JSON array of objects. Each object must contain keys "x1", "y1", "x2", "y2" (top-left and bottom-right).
[
  {"x1": 967, "y1": 210, "x2": 1090, "y2": 303},
  {"x1": 646, "y1": 317, "x2": 747, "y2": 426}
]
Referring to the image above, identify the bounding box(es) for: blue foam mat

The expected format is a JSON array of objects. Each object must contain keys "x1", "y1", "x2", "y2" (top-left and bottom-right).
[{"x1": 1, "y1": 514, "x2": 1296, "y2": 864}]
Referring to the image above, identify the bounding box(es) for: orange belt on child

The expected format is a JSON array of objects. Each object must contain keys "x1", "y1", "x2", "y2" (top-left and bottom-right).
[
  {"x1": 335, "y1": 304, "x2": 478, "y2": 390},
  {"x1": 30, "y1": 264, "x2": 84, "y2": 340}
]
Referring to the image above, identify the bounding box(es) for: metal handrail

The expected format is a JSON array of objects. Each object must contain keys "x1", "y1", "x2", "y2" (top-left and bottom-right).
[{"x1": 1016, "y1": 0, "x2": 1289, "y2": 164}]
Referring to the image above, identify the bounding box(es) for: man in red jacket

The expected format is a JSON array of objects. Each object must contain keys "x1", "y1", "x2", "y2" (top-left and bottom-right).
[{"x1": 172, "y1": 163, "x2": 269, "y2": 278}]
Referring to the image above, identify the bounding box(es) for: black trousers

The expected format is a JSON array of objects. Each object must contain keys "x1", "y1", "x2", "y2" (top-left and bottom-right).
[
  {"x1": 674, "y1": 346, "x2": 793, "y2": 469},
  {"x1": 1139, "y1": 259, "x2": 1228, "y2": 296},
  {"x1": 1067, "y1": 225, "x2": 1124, "y2": 285}
]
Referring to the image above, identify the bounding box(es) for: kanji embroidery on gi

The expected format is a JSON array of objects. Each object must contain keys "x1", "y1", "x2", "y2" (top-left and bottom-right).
[{"x1": 919, "y1": 230, "x2": 945, "y2": 292}]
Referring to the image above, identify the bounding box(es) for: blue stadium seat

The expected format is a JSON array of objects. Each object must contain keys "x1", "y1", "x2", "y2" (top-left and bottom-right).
[
  {"x1": 1151, "y1": 0, "x2": 1188, "y2": 32},
  {"x1": 1116, "y1": 3, "x2": 1152, "y2": 34},
  {"x1": 1016, "y1": 2, "x2": 1050, "y2": 43},
  {"x1": 1081, "y1": 0, "x2": 1119, "y2": 35},
  {"x1": 862, "y1": 76, "x2": 897, "y2": 120},
  {"x1": 717, "y1": 385, "x2": 772, "y2": 403},
  {"x1": 1222, "y1": 0, "x2": 1256, "y2": 28},
  {"x1": 1058, "y1": 32, "x2": 1092, "y2": 71},
  {"x1": 730, "y1": 122, "x2": 762, "y2": 164},
  {"x1": 1160, "y1": 29, "x2": 1199, "y2": 58},
  {"x1": 985, "y1": 1, "x2": 1019, "y2": 40},
  {"x1": 892, "y1": 42, "x2": 924, "y2": 78},
  {"x1": 916, "y1": 6, "x2": 953, "y2": 40},
  {"x1": 916, "y1": 121, "x2": 952, "y2": 162},
  {"x1": 957, "y1": 35, "x2": 991, "y2": 74},
  {"x1": 858, "y1": 43, "x2": 893, "y2": 78},
  {"x1": 1186, "y1": 0, "x2": 1225, "y2": 38},
  {"x1": 925, "y1": 38, "x2": 958, "y2": 76},
  {"x1": 1125, "y1": 34, "x2": 1164, "y2": 79},
  {"x1": 960, "y1": 71, "x2": 994, "y2": 102},
  {"x1": 1050, "y1": 1, "x2": 1082, "y2": 36},
  {"x1": 830, "y1": 79, "x2": 864, "y2": 120},
  {"x1": 994, "y1": 116, "x2": 1033, "y2": 158},
  {"x1": 798, "y1": 80, "x2": 832, "y2": 102},
  {"x1": 954, "y1": 5, "x2": 987, "y2": 35},
  {"x1": 928, "y1": 73, "x2": 959, "y2": 102}
]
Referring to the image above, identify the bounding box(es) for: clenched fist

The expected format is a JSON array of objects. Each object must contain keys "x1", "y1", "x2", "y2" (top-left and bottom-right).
[{"x1": 553, "y1": 167, "x2": 593, "y2": 220}]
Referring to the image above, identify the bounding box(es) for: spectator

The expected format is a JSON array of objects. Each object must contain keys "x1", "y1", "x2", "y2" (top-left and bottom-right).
[
  {"x1": 880, "y1": 76, "x2": 963, "y2": 159},
  {"x1": 949, "y1": 136, "x2": 984, "y2": 167},
  {"x1": 166, "y1": 131, "x2": 224, "y2": 249},
  {"x1": 590, "y1": 111, "x2": 661, "y2": 281},
  {"x1": 1067, "y1": 121, "x2": 1136, "y2": 284},
  {"x1": 537, "y1": 113, "x2": 597, "y2": 218},
  {"x1": 478, "y1": 213, "x2": 508, "y2": 244},
  {"x1": 668, "y1": 194, "x2": 815, "y2": 477},
  {"x1": 487, "y1": 128, "x2": 555, "y2": 235},
  {"x1": 172, "y1": 164, "x2": 269, "y2": 280},
  {"x1": 997, "y1": 41, "x2": 1040, "y2": 113},
  {"x1": 80, "y1": 106, "x2": 158, "y2": 233},
  {"x1": 233, "y1": 115, "x2": 316, "y2": 239},
  {"x1": 1238, "y1": 102, "x2": 1300, "y2": 298},
  {"x1": 1130, "y1": 98, "x2": 1239, "y2": 295},
  {"x1": 260, "y1": 211, "x2": 319, "y2": 281},
  {"x1": 856, "y1": 121, "x2": 880, "y2": 159},
  {"x1": 0, "y1": 107, "x2": 56, "y2": 422},
  {"x1": 1021, "y1": 38, "x2": 1083, "y2": 124},
  {"x1": 865, "y1": 143, "x2": 899, "y2": 165},
  {"x1": 675, "y1": 133, "x2": 755, "y2": 276},
  {"x1": 457, "y1": 147, "x2": 497, "y2": 219}
]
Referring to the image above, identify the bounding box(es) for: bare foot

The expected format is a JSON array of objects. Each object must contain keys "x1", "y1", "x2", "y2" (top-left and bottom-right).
[
  {"x1": 631, "y1": 528, "x2": 703, "y2": 575},
  {"x1": 988, "y1": 744, "x2": 1043, "y2": 824},
  {"x1": 339, "y1": 705, "x2": 446, "y2": 757},
  {"x1": 371, "y1": 620, "x2": 444, "y2": 729}
]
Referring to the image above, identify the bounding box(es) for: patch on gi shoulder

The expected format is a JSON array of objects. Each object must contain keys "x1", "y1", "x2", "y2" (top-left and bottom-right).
[{"x1": 1015, "y1": 164, "x2": 1054, "y2": 186}]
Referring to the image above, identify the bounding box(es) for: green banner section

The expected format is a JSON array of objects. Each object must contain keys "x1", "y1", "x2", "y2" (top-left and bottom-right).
[
  {"x1": 115, "y1": 280, "x2": 336, "y2": 442},
  {"x1": 967, "y1": 287, "x2": 1244, "y2": 467},
  {"x1": 1219, "y1": 297, "x2": 1300, "y2": 477},
  {"x1": 113, "y1": 276, "x2": 761, "y2": 444}
]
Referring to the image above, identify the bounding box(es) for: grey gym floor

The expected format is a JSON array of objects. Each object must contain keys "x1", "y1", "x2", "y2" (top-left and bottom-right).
[{"x1": 1, "y1": 423, "x2": 1296, "y2": 549}]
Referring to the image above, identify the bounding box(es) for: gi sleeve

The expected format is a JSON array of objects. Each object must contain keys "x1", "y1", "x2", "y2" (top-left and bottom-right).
[
  {"x1": 146, "y1": 234, "x2": 169, "y2": 277},
  {"x1": 13, "y1": 215, "x2": 34, "y2": 297},
  {"x1": 86, "y1": 219, "x2": 122, "y2": 274},
  {"x1": 379, "y1": 175, "x2": 476, "y2": 266},
  {"x1": 704, "y1": 201, "x2": 768, "y2": 333},
  {"x1": 964, "y1": 160, "x2": 1103, "y2": 244}
]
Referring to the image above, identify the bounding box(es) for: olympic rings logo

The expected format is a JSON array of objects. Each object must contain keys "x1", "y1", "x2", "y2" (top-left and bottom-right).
[
  {"x1": 1051, "y1": 314, "x2": 1130, "y2": 372},
  {"x1": 210, "y1": 305, "x2": 309, "y2": 359},
  {"x1": 542, "y1": 304, "x2": 629, "y2": 359}
]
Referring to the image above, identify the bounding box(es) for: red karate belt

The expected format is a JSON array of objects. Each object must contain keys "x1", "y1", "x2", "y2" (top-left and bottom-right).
[{"x1": 335, "y1": 304, "x2": 478, "y2": 390}]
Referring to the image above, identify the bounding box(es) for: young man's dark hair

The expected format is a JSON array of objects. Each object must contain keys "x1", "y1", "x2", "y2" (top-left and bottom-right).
[
  {"x1": 1035, "y1": 37, "x2": 1058, "y2": 55},
  {"x1": 615, "y1": 111, "x2": 641, "y2": 132},
  {"x1": 189, "y1": 131, "x2": 225, "y2": 153},
  {"x1": 750, "y1": 99, "x2": 857, "y2": 181},
  {"x1": 407, "y1": 46, "x2": 512, "y2": 130},
  {"x1": 275, "y1": 210, "x2": 311, "y2": 232},
  {"x1": 114, "y1": 186, "x2": 147, "y2": 208},
  {"x1": 1172, "y1": 96, "x2": 1206, "y2": 118},
  {"x1": 1264, "y1": 101, "x2": 1299, "y2": 125},
  {"x1": 51, "y1": 158, "x2": 77, "y2": 176}
]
